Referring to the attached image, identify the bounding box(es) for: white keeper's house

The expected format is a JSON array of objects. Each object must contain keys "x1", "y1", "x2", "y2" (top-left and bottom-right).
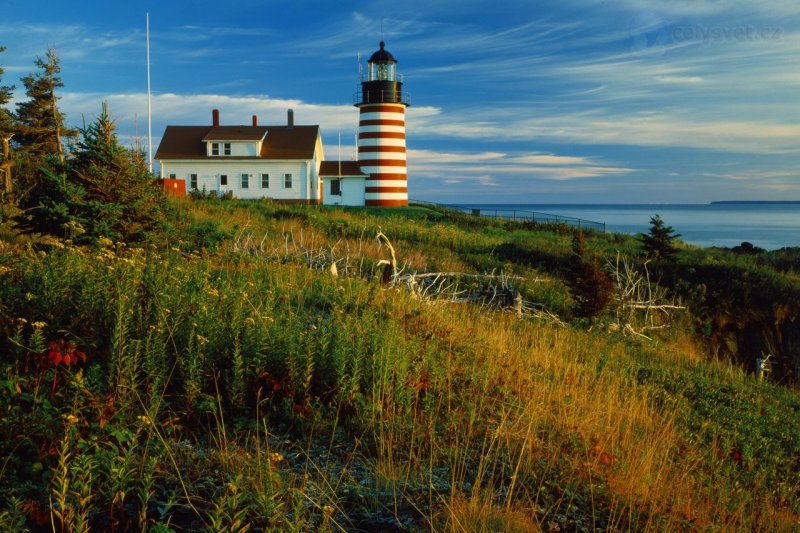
[
  {"x1": 155, "y1": 109, "x2": 324, "y2": 203},
  {"x1": 154, "y1": 40, "x2": 410, "y2": 207}
]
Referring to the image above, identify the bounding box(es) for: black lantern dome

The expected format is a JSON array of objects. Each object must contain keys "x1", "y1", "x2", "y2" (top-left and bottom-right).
[
  {"x1": 357, "y1": 41, "x2": 410, "y2": 106},
  {"x1": 368, "y1": 41, "x2": 396, "y2": 64}
]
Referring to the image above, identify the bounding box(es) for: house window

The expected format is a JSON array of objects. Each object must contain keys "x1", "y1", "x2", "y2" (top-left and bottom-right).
[
  {"x1": 220, "y1": 174, "x2": 228, "y2": 186},
  {"x1": 212, "y1": 143, "x2": 220, "y2": 156},
  {"x1": 241, "y1": 173, "x2": 249, "y2": 189},
  {"x1": 223, "y1": 143, "x2": 231, "y2": 156},
  {"x1": 169, "y1": 173, "x2": 176, "y2": 179},
  {"x1": 284, "y1": 173, "x2": 292, "y2": 189},
  {"x1": 190, "y1": 174, "x2": 198, "y2": 189},
  {"x1": 330, "y1": 179, "x2": 341, "y2": 196},
  {"x1": 261, "y1": 173, "x2": 269, "y2": 188}
]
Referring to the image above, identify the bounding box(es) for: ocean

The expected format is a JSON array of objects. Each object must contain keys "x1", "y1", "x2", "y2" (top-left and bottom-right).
[{"x1": 457, "y1": 203, "x2": 800, "y2": 251}]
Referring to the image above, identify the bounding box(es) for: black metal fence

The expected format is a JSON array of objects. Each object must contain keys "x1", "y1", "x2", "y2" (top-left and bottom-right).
[{"x1": 410, "y1": 199, "x2": 606, "y2": 232}]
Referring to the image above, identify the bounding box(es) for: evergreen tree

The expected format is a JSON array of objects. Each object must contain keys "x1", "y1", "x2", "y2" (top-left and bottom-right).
[
  {"x1": 0, "y1": 46, "x2": 14, "y2": 137},
  {"x1": 639, "y1": 214, "x2": 680, "y2": 261},
  {"x1": 15, "y1": 104, "x2": 168, "y2": 244},
  {"x1": 565, "y1": 232, "x2": 614, "y2": 320},
  {"x1": 15, "y1": 48, "x2": 77, "y2": 161},
  {"x1": 0, "y1": 46, "x2": 14, "y2": 195}
]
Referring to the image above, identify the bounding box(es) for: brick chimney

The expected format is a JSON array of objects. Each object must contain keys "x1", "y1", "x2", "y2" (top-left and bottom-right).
[
  {"x1": 287, "y1": 109, "x2": 294, "y2": 127},
  {"x1": 212, "y1": 109, "x2": 220, "y2": 127},
  {"x1": 252, "y1": 115, "x2": 258, "y2": 127}
]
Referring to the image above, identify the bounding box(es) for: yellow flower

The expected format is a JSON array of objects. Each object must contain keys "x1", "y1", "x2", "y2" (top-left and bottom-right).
[{"x1": 269, "y1": 452, "x2": 284, "y2": 463}]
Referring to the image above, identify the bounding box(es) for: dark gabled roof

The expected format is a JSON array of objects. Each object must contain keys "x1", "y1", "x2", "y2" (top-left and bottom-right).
[
  {"x1": 261, "y1": 126, "x2": 320, "y2": 159},
  {"x1": 202, "y1": 126, "x2": 268, "y2": 142},
  {"x1": 319, "y1": 161, "x2": 367, "y2": 177},
  {"x1": 155, "y1": 126, "x2": 210, "y2": 160},
  {"x1": 155, "y1": 124, "x2": 320, "y2": 161}
]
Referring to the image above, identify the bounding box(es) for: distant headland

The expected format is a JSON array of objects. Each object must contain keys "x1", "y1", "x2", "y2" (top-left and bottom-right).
[{"x1": 710, "y1": 200, "x2": 800, "y2": 205}]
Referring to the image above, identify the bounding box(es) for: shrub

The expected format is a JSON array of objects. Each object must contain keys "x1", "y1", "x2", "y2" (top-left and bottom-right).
[{"x1": 565, "y1": 232, "x2": 614, "y2": 319}]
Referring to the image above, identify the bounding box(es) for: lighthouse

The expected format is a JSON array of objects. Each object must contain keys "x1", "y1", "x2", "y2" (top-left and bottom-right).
[{"x1": 356, "y1": 41, "x2": 410, "y2": 206}]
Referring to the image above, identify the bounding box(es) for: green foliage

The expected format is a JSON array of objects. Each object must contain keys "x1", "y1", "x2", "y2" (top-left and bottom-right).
[
  {"x1": 639, "y1": 214, "x2": 680, "y2": 261},
  {"x1": 1, "y1": 199, "x2": 799, "y2": 530},
  {"x1": 14, "y1": 104, "x2": 168, "y2": 244}
]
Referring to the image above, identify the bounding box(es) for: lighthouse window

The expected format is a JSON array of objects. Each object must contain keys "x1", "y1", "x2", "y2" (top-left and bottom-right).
[
  {"x1": 331, "y1": 179, "x2": 341, "y2": 196},
  {"x1": 284, "y1": 173, "x2": 293, "y2": 189}
]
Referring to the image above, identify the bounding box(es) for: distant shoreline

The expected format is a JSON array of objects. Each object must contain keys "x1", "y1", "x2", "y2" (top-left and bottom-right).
[{"x1": 710, "y1": 200, "x2": 800, "y2": 205}]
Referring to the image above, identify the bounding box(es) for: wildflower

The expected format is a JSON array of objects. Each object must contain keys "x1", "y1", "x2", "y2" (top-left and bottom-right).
[
  {"x1": 269, "y1": 452, "x2": 284, "y2": 463},
  {"x1": 47, "y1": 340, "x2": 88, "y2": 367},
  {"x1": 322, "y1": 505, "x2": 335, "y2": 519},
  {"x1": 63, "y1": 413, "x2": 79, "y2": 425},
  {"x1": 244, "y1": 317, "x2": 256, "y2": 327},
  {"x1": 137, "y1": 415, "x2": 153, "y2": 426},
  {"x1": 32, "y1": 321, "x2": 47, "y2": 331},
  {"x1": 25, "y1": 292, "x2": 35, "y2": 301},
  {"x1": 196, "y1": 334, "x2": 209, "y2": 345}
]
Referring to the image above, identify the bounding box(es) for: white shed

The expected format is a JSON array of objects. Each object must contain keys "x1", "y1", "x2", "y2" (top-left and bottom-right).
[{"x1": 319, "y1": 161, "x2": 368, "y2": 206}]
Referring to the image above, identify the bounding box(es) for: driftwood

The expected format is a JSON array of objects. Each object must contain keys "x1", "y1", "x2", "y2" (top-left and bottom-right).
[
  {"x1": 375, "y1": 232, "x2": 397, "y2": 285},
  {"x1": 233, "y1": 228, "x2": 563, "y2": 325},
  {"x1": 606, "y1": 252, "x2": 685, "y2": 339}
]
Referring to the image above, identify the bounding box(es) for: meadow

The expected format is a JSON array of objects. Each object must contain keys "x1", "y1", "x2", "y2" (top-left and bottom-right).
[{"x1": 0, "y1": 199, "x2": 798, "y2": 531}]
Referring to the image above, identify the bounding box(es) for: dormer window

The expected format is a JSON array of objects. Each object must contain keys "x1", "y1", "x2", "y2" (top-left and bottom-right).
[
  {"x1": 223, "y1": 143, "x2": 231, "y2": 156},
  {"x1": 212, "y1": 143, "x2": 220, "y2": 156}
]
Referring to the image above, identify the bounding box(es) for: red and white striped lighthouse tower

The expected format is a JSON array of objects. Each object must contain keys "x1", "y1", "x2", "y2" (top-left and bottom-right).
[{"x1": 356, "y1": 41, "x2": 410, "y2": 206}]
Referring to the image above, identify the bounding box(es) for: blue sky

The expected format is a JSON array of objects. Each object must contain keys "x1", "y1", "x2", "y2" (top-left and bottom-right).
[{"x1": 1, "y1": 0, "x2": 799, "y2": 203}]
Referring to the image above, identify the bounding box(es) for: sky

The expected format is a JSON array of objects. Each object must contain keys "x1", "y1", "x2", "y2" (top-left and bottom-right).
[{"x1": 1, "y1": 0, "x2": 799, "y2": 204}]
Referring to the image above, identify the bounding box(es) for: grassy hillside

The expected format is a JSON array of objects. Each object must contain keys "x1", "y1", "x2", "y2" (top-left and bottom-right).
[{"x1": 0, "y1": 199, "x2": 798, "y2": 531}]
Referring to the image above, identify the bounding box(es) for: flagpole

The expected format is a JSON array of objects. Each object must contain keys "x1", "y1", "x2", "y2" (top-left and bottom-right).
[{"x1": 146, "y1": 13, "x2": 153, "y2": 174}]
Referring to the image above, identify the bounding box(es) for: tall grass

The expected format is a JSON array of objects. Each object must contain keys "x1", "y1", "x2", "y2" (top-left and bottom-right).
[{"x1": 0, "y1": 200, "x2": 797, "y2": 530}]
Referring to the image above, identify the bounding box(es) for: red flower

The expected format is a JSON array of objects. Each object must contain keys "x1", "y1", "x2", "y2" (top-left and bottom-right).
[{"x1": 45, "y1": 339, "x2": 88, "y2": 367}]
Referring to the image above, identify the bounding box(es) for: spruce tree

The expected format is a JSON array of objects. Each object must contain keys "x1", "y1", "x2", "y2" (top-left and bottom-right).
[
  {"x1": 15, "y1": 104, "x2": 167, "y2": 244},
  {"x1": 0, "y1": 46, "x2": 13, "y2": 137},
  {"x1": 0, "y1": 46, "x2": 14, "y2": 195},
  {"x1": 639, "y1": 214, "x2": 680, "y2": 261},
  {"x1": 15, "y1": 48, "x2": 77, "y2": 162}
]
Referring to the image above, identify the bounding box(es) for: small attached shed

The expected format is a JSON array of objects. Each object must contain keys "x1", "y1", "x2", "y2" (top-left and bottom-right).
[{"x1": 319, "y1": 161, "x2": 368, "y2": 206}]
